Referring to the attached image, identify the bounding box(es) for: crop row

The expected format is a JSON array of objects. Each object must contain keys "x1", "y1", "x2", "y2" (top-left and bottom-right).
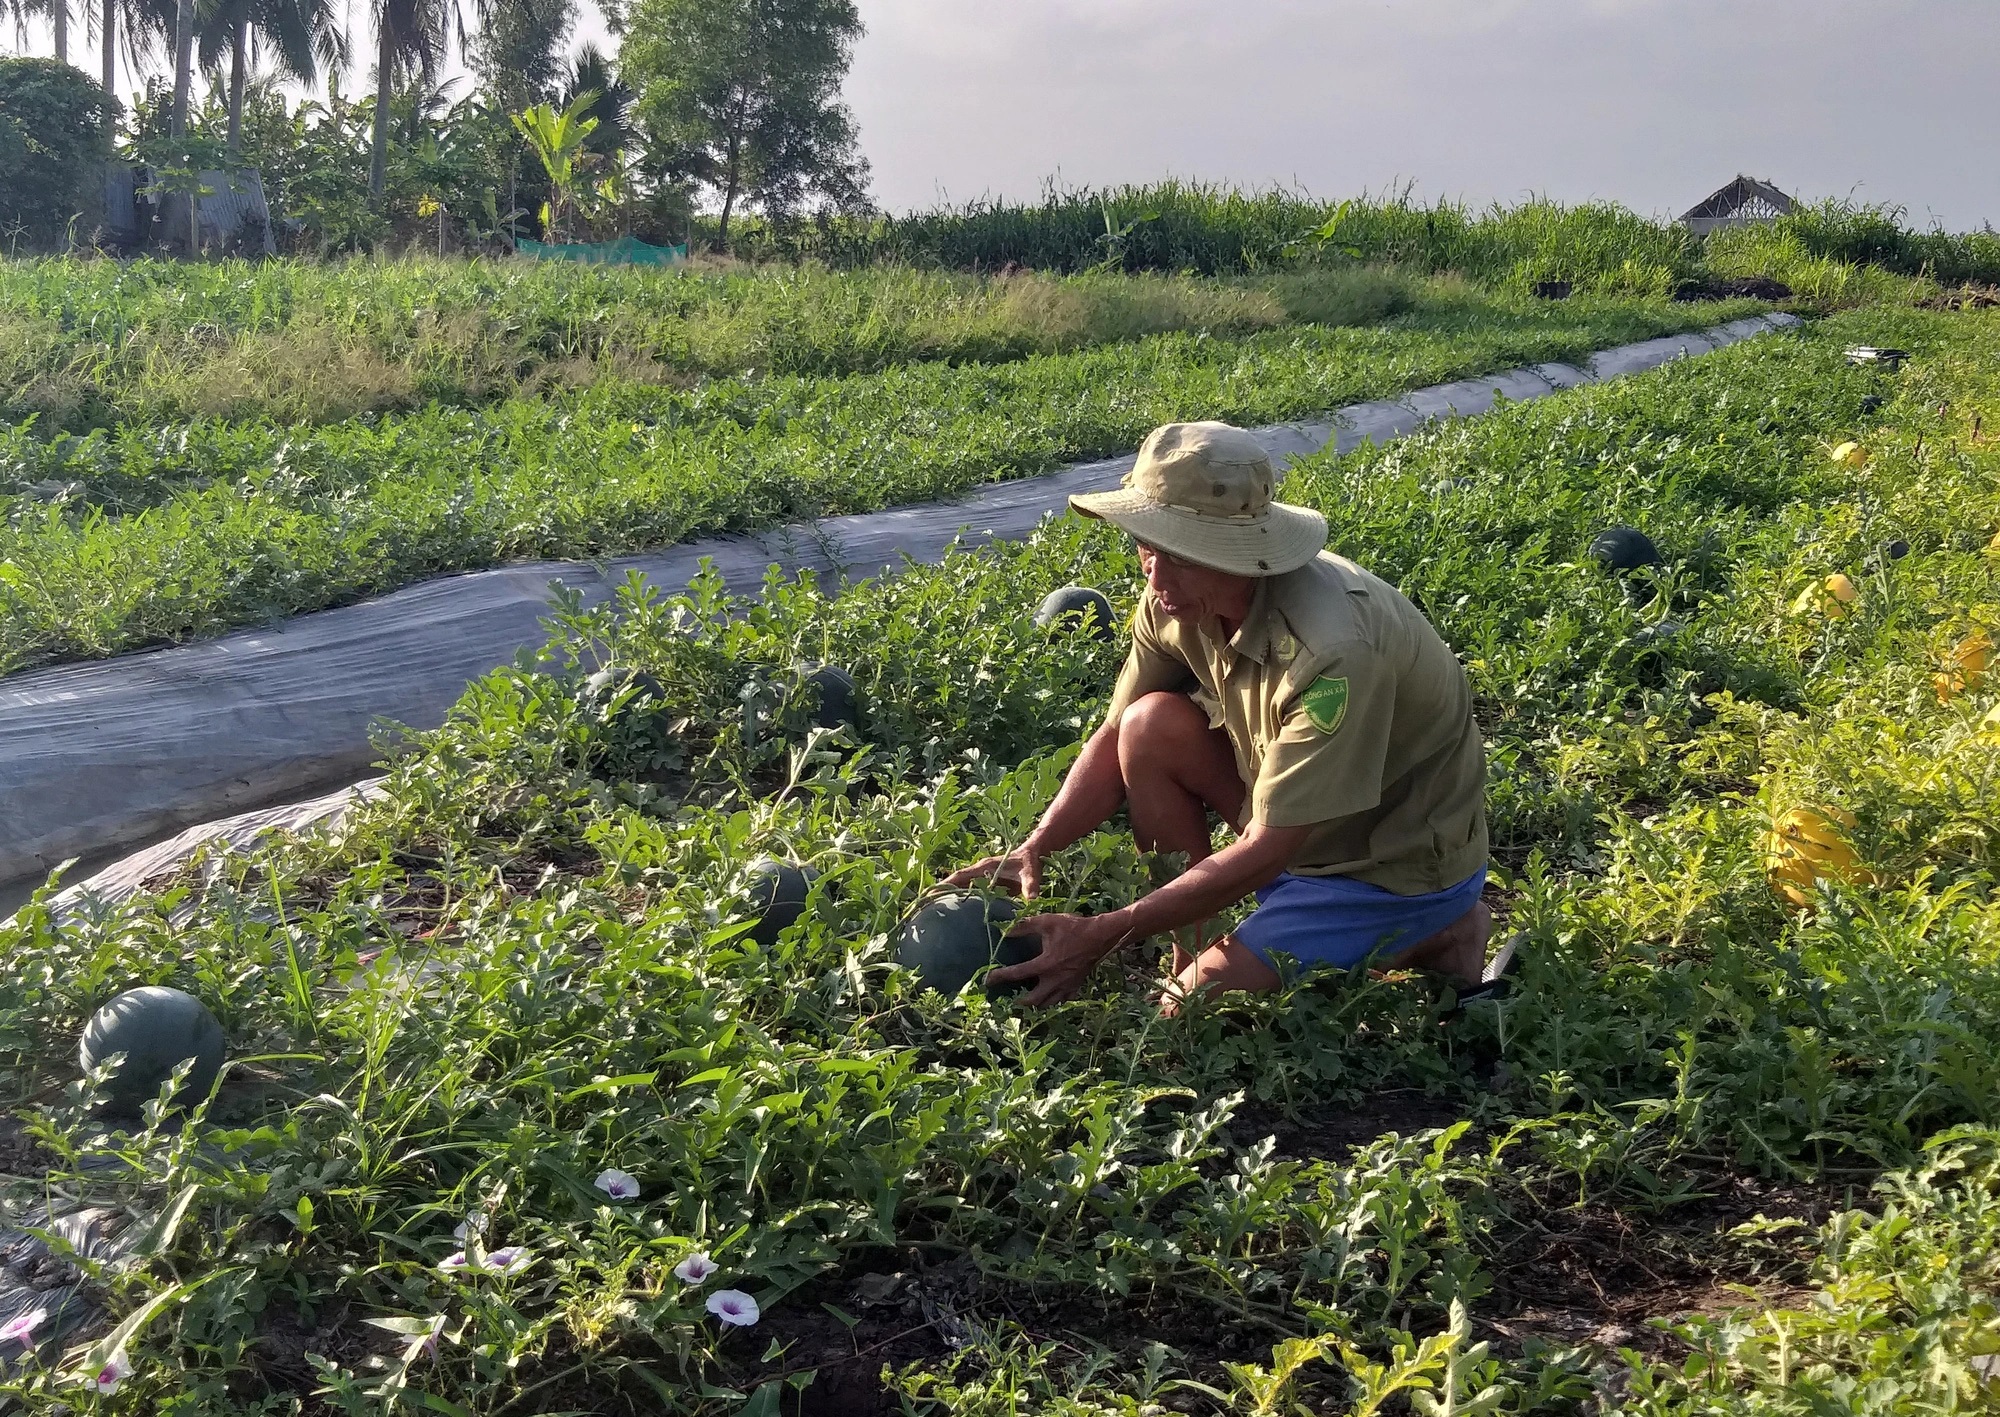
[
  {"x1": 3, "y1": 307, "x2": 1996, "y2": 1411},
  {"x1": 0, "y1": 293, "x2": 1754, "y2": 674},
  {"x1": 0, "y1": 260, "x2": 1422, "y2": 428}
]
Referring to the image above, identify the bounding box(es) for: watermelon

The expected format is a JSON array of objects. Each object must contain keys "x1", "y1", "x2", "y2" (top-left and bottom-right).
[
  {"x1": 745, "y1": 858, "x2": 816, "y2": 947},
  {"x1": 78, "y1": 987, "x2": 226, "y2": 1114},
  {"x1": 1883, "y1": 538, "x2": 1910, "y2": 561},
  {"x1": 895, "y1": 892, "x2": 1042, "y2": 997},
  {"x1": 579, "y1": 665, "x2": 677, "y2": 777},
  {"x1": 1587, "y1": 526, "x2": 1663, "y2": 573},
  {"x1": 1034, "y1": 586, "x2": 1115, "y2": 642},
  {"x1": 798, "y1": 663, "x2": 859, "y2": 731},
  {"x1": 585, "y1": 665, "x2": 667, "y2": 711}
]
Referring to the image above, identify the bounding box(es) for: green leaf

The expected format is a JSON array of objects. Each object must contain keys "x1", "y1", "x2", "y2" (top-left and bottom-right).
[
  {"x1": 70, "y1": 1273, "x2": 217, "y2": 1385},
  {"x1": 561, "y1": 1072, "x2": 658, "y2": 1101},
  {"x1": 131, "y1": 1184, "x2": 202, "y2": 1259}
]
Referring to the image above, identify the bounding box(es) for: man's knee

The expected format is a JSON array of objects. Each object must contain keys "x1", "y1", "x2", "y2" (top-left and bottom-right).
[{"x1": 1118, "y1": 691, "x2": 1209, "y2": 758}]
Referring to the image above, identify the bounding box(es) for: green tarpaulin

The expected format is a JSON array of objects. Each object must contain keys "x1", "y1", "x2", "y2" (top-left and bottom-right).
[{"x1": 514, "y1": 235, "x2": 688, "y2": 266}]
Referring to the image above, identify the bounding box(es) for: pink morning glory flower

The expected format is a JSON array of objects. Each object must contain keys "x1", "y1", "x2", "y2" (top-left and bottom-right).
[
  {"x1": 92, "y1": 1350, "x2": 134, "y2": 1394},
  {"x1": 593, "y1": 1168, "x2": 640, "y2": 1201},
  {"x1": 706, "y1": 1289, "x2": 760, "y2": 1327},
  {"x1": 0, "y1": 1309, "x2": 44, "y2": 1345},
  {"x1": 673, "y1": 1251, "x2": 717, "y2": 1285}
]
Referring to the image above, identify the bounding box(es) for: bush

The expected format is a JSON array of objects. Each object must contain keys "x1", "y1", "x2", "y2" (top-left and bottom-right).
[{"x1": 0, "y1": 59, "x2": 115, "y2": 251}]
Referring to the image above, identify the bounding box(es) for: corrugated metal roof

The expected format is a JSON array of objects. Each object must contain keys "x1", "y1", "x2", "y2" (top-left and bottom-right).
[
  {"x1": 1681, "y1": 175, "x2": 1798, "y2": 234},
  {"x1": 101, "y1": 163, "x2": 277, "y2": 254}
]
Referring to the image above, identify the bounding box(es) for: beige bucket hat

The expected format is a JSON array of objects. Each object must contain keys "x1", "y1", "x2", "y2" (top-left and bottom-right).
[{"x1": 1070, "y1": 421, "x2": 1327, "y2": 576}]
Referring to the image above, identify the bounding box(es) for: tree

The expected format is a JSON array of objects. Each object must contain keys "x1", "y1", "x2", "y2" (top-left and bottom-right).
[
  {"x1": 0, "y1": 57, "x2": 116, "y2": 247},
  {"x1": 469, "y1": 0, "x2": 572, "y2": 112},
  {"x1": 563, "y1": 41, "x2": 628, "y2": 157},
  {"x1": 510, "y1": 90, "x2": 593, "y2": 241},
  {"x1": 198, "y1": 0, "x2": 346, "y2": 155},
  {"x1": 92, "y1": 0, "x2": 174, "y2": 120},
  {"x1": 365, "y1": 0, "x2": 455, "y2": 198},
  {"x1": 623, "y1": 0, "x2": 867, "y2": 245}
]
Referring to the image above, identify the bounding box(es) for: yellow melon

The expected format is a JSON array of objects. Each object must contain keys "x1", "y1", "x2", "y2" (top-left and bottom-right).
[
  {"x1": 1829, "y1": 441, "x2": 1869, "y2": 468},
  {"x1": 1980, "y1": 704, "x2": 2000, "y2": 743},
  {"x1": 1935, "y1": 630, "x2": 1995, "y2": 702},
  {"x1": 1766, "y1": 805, "x2": 1864, "y2": 907}
]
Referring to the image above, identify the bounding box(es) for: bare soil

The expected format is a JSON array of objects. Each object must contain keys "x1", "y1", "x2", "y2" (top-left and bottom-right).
[{"x1": 1479, "y1": 1169, "x2": 1855, "y2": 1358}]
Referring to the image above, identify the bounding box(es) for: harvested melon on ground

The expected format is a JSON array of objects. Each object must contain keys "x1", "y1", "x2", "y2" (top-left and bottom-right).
[
  {"x1": 1829, "y1": 441, "x2": 1869, "y2": 468},
  {"x1": 1766, "y1": 805, "x2": 1868, "y2": 908}
]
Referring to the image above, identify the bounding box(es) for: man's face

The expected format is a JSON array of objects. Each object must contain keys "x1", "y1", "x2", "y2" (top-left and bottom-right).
[{"x1": 1136, "y1": 543, "x2": 1255, "y2": 624}]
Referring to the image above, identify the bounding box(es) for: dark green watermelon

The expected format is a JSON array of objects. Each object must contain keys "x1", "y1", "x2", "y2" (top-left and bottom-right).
[
  {"x1": 1034, "y1": 586, "x2": 1115, "y2": 642},
  {"x1": 895, "y1": 893, "x2": 1042, "y2": 997},
  {"x1": 585, "y1": 665, "x2": 666, "y2": 711},
  {"x1": 78, "y1": 987, "x2": 226, "y2": 1114},
  {"x1": 745, "y1": 858, "x2": 817, "y2": 947},
  {"x1": 798, "y1": 663, "x2": 859, "y2": 731},
  {"x1": 1587, "y1": 526, "x2": 1663, "y2": 574},
  {"x1": 1883, "y1": 538, "x2": 1910, "y2": 561},
  {"x1": 579, "y1": 666, "x2": 678, "y2": 777}
]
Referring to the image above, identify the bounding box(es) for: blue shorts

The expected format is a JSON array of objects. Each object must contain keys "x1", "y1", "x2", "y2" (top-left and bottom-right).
[{"x1": 1235, "y1": 868, "x2": 1487, "y2": 973}]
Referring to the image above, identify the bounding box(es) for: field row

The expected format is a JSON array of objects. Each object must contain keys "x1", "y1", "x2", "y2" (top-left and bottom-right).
[
  {"x1": 3, "y1": 307, "x2": 1995, "y2": 1412},
  {"x1": 0, "y1": 292, "x2": 1755, "y2": 674},
  {"x1": 0, "y1": 261, "x2": 1428, "y2": 428}
]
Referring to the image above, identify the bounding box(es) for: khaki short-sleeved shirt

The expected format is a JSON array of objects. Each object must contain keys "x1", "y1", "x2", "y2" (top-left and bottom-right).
[{"x1": 1103, "y1": 552, "x2": 1487, "y2": 895}]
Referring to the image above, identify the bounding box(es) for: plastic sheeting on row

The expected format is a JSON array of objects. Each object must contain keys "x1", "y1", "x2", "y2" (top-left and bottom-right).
[
  {"x1": 32, "y1": 779, "x2": 389, "y2": 928},
  {"x1": 0, "y1": 315, "x2": 1799, "y2": 908}
]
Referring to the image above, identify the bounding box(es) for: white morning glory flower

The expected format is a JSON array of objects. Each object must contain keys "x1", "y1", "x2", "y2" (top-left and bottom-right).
[
  {"x1": 485, "y1": 1246, "x2": 526, "y2": 1272},
  {"x1": 593, "y1": 1168, "x2": 640, "y2": 1201},
  {"x1": 706, "y1": 1289, "x2": 760, "y2": 1327},
  {"x1": 453, "y1": 1213, "x2": 486, "y2": 1242},
  {"x1": 673, "y1": 1251, "x2": 718, "y2": 1285},
  {"x1": 92, "y1": 1350, "x2": 134, "y2": 1394},
  {"x1": 438, "y1": 1251, "x2": 469, "y2": 1271},
  {"x1": 0, "y1": 1309, "x2": 45, "y2": 1345}
]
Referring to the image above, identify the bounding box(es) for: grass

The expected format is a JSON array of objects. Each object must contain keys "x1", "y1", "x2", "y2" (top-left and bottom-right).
[
  {"x1": 709, "y1": 181, "x2": 2000, "y2": 293},
  {"x1": 0, "y1": 278, "x2": 1760, "y2": 675},
  {"x1": 2, "y1": 306, "x2": 1997, "y2": 1413}
]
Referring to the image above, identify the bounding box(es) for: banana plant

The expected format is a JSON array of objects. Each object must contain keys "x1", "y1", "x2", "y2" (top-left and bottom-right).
[{"x1": 509, "y1": 90, "x2": 597, "y2": 243}]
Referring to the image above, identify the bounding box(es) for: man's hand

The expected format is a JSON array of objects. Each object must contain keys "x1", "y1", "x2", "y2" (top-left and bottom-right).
[
  {"x1": 944, "y1": 843, "x2": 1046, "y2": 898},
  {"x1": 985, "y1": 912, "x2": 1125, "y2": 1007}
]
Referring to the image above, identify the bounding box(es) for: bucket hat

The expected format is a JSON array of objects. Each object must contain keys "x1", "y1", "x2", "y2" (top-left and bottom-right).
[{"x1": 1069, "y1": 421, "x2": 1327, "y2": 577}]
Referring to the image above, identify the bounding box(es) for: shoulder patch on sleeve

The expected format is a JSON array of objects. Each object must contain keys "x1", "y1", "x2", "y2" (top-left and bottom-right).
[{"x1": 1302, "y1": 675, "x2": 1350, "y2": 734}]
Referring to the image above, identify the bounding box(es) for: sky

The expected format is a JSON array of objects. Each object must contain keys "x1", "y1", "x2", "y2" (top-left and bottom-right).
[{"x1": 13, "y1": 0, "x2": 1997, "y2": 230}]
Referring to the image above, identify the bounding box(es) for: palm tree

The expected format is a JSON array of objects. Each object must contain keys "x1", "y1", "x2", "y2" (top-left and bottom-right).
[
  {"x1": 197, "y1": 0, "x2": 346, "y2": 155},
  {"x1": 563, "y1": 43, "x2": 629, "y2": 157},
  {"x1": 89, "y1": 0, "x2": 173, "y2": 109},
  {"x1": 366, "y1": 0, "x2": 457, "y2": 199}
]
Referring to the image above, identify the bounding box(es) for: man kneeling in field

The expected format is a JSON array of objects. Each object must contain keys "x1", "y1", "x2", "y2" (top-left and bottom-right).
[{"x1": 949, "y1": 420, "x2": 1503, "y2": 1011}]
